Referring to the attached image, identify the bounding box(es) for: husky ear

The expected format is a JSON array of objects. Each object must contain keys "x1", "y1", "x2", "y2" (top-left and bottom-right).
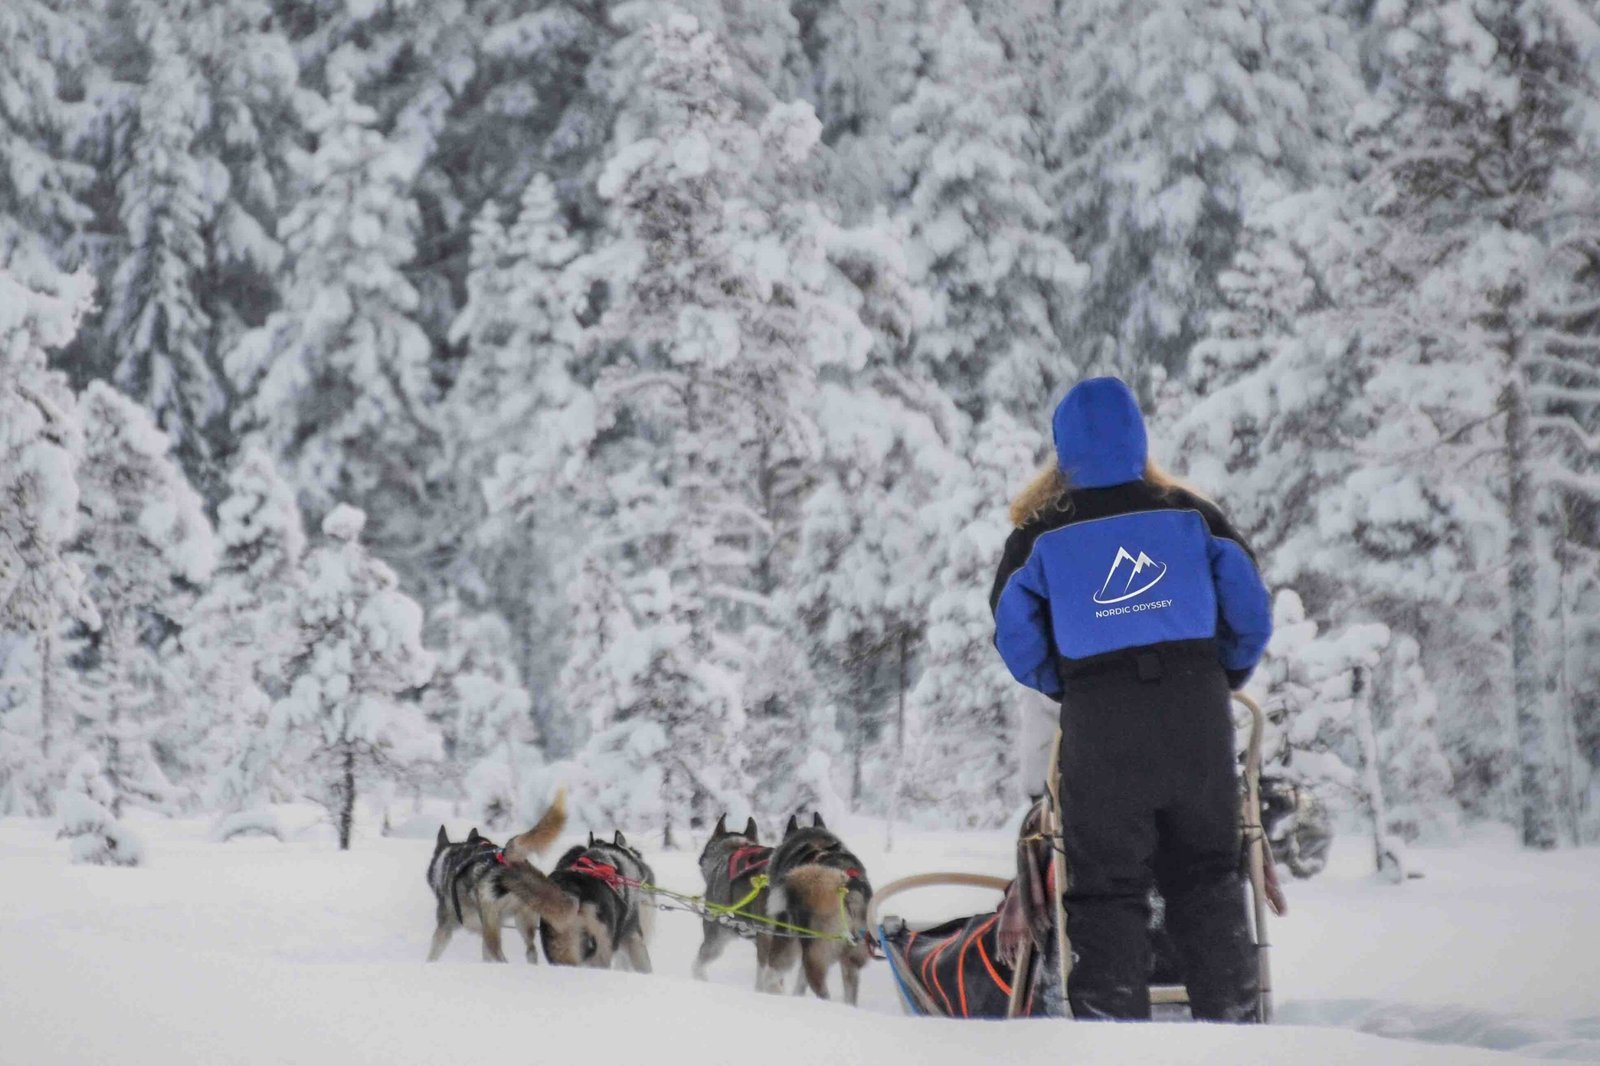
[
  {"x1": 467, "y1": 827, "x2": 481, "y2": 843},
  {"x1": 784, "y1": 814, "x2": 799, "y2": 838},
  {"x1": 813, "y1": 812, "x2": 827, "y2": 829},
  {"x1": 743, "y1": 817, "x2": 759, "y2": 842},
  {"x1": 436, "y1": 825, "x2": 450, "y2": 850},
  {"x1": 613, "y1": 830, "x2": 627, "y2": 849},
  {"x1": 713, "y1": 814, "x2": 728, "y2": 839}
]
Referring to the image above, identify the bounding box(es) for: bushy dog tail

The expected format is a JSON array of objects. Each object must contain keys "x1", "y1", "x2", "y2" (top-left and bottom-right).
[
  {"x1": 777, "y1": 866, "x2": 853, "y2": 936},
  {"x1": 493, "y1": 864, "x2": 578, "y2": 919},
  {"x1": 503, "y1": 787, "x2": 568, "y2": 863}
]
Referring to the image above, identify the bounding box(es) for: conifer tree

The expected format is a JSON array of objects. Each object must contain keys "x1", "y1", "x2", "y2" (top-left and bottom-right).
[
  {"x1": 888, "y1": 0, "x2": 1085, "y2": 423},
  {"x1": 0, "y1": 264, "x2": 98, "y2": 814},
  {"x1": 227, "y1": 76, "x2": 436, "y2": 542},
  {"x1": 70, "y1": 381, "x2": 217, "y2": 816},
  {"x1": 446, "y1": 173, "x2": 590, "y2": 708},
  {"x1": 1049, "y1": 0, "x2": 1361, "y2": 389},
  {"x1": 421, "y1": 597, "x2": 535, "y2": 828},
  {"x1": 183, "y1": 447, "x2": 307, "y2": 816},
  {"x1": 561, "y1": 16, "x2": 872, "y2": 838},
  {"x1": 103, "y1": 13, "x2": 222, "y2": 467},
  {"x1": 0, "y1": 1, "x2": 94, "y2": 272},
  {"x1": 270, "y1": 504, "x2": 438, "y2": 849}
]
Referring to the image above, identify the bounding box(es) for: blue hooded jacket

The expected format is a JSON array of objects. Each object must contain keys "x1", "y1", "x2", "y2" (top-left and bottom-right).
[{"x1": 990, "y1": 377, "x2": 1272, "y2": 695}]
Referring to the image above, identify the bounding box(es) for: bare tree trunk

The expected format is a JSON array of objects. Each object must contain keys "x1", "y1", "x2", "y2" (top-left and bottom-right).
[
  {"x1": 1352, "y1": 666, "x2": 1403, "y2": 881},
  {"x1": 850, "y1": 714, "x2": 864, "y2": 809},
  {"x1": 885, "y1": 632, "x2": 911, "y2": 853},
  {"x1": 104, "y1": 616, "x2": 126, "y2": 818},
  {"x1": 1553, "y1": 518, "x2": 1582, "y2": 846},
  {"x1": 38, "y1": 630, "x2": 54, "y2": 762},
  {"x1": 1505, "y1": 372, "x2": 1558, "y2": 849},
  {"x1": 338, "y1": 744, "x2": 355, "y2": 850},
  {"x1": 897, "y1": 630, "x2": 909, "y2": 755}
]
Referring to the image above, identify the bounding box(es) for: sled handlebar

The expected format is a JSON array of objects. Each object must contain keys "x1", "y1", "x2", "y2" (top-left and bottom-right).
[{"x1": 865, "y1": 872, "x2": 1012, "y2": 933}]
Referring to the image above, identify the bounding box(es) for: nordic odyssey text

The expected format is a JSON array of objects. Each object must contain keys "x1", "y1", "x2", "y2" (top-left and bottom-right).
[{"x1": 1094, "y1": 599, "x2": 1174, "y2": 619}]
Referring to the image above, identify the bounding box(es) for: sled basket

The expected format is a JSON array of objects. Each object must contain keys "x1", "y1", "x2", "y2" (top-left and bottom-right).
[{"x1": 869, "y1": 692, "x2": 1274, "y2": 1022}]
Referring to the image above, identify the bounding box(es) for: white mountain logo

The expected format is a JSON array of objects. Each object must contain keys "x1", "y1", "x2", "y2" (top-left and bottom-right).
[{"x1": 1093, "y1": 546, "x2": 1168, "y2": 605}]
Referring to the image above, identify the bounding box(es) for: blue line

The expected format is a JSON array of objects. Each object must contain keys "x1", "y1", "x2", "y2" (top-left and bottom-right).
[{"x1": 878, "y1": 925, "x2": 925, "y2": 1017}]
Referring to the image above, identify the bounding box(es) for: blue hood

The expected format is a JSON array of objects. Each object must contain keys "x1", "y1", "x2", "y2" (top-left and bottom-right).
[{"x1": 1052, "y1": 377, "x2": 1147, "y2": 488}]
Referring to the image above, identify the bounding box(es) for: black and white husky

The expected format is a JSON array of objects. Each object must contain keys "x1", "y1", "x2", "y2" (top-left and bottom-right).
[
  {"x1": 540, "y1": 831, "x2": 657, "y2": 972},
  {"x1": 425, "y1": 792, "x2": 576, "y2": 962},
  {"x1": 693, "y1": 814, "x2": 772, "y2": 983},
  {"x1": 762, "y1": 813, "x2": 873, "y2": 1004}
]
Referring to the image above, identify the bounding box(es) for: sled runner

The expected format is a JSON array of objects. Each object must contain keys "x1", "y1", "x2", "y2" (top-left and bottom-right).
[{"x1": 869, "y1": 692, "x2": 1278, "y2": 1022}]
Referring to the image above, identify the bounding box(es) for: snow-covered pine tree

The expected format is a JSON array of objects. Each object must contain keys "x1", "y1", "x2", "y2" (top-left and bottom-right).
[
  {"x1": 791, "y1": 377, "x2": 945, "y2": 810},
  {"x1": 446, "y1": 173, "x2": 590, "y2": 710},
  {"x1": 270, "y1": 504, "x2": 438, "y2": 849},
  {"x1": 1529, "y1": 74, "x2": 1600, "y2": 842},
  {"x1": 101, "y1": 12, "x2": 222, "y2": 470},
  {"x1": 176, "y1": 0, "x2": 298, "y2": 466},
  {"x1": 785, "y1": 0, "x2": 922, "y2": 169},
  {"x1": 1374, "y1": 633, "x2": 1460, "y2": 843},
  {"x1": 0, "y1": 264, "x2": 99, "y2": 814},
  {"x1": 421, "y1": 597, "x2": 535, "y2": 829},
  {"x1": 1563, "y1": 512, "x2": 1600, "y2": 838},
  {"x1": 70, "y1": 381, "x2": 217, "y2": 817},
  {"x1": 887, "y1": 0, "x2": 1085, "y2": 424},
  {"x1": 226, "y1": 75, "x2": 436, "y2": 552},
  {"x1": 871, "y1": 0, "x2": 1097, "y2": 827},
  {"x1": 1257, "y1": 590, "x2": 1408, "y2": 880},
  {"x1": 40, "y1": 0, "x2": 299, "y2": 490},
  {"x1": 898, "y1": 414, "x2": 1042, "y2": 827},
  {"x1": 546, "y1": 555, "x2": 651, "y2": 825},
  {"x1": 1048, "y1": 0, "x2": 1362, "y2": 392},
  {"x1": 1168, "y1": 188, "x2": 1509, "y2": 828},
  {"x1": 182, "y1": 447, "x2": 307, "y2": 819},
  {"x1": 1329, "y1": 0, "x2": 1600, "y2": 847},
  {"x1": 0, "y1": 0, "x2": 95, "y2": 273},
  {"x1": 57, "y1": 752, "x2": 143, "y2": 866},
  {"x1": 0, "y1": 265, "x2": 98, "y2": 638},
  {"x1": 561, "y1": 15, "x2": 873, "y2": 840},
  {"x1": 786, "y1": 214, "x2": 933, "y2": 815},
  {"x1": 1550, "y1": 494, "x2": 1600, "y2": 841}
]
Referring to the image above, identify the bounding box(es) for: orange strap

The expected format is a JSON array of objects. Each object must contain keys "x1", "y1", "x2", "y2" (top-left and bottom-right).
[
  {"x1": 957, "y1": 916, "x2": 998, "y2": 1017},
  {"x1": 921, "y1": 930, "x2": 960, "y2": 1016},
  {"x1": 973, "y1": 919, "x2": 1011, "y2": 999}
]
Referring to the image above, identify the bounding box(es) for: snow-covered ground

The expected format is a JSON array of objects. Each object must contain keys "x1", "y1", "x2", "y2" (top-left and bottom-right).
[{"x1": 2, "y1": 811, "x2": 1596, "y2": 1066}]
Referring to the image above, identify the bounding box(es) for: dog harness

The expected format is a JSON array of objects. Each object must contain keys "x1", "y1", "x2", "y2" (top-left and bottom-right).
[
  {"x1": 726, "y1": 845, "x2": 771, "y2": 882},
  {"x1": 447, "y1": 839, "x2": 510, "y2": 923},
  {"x1": 568, "y1": 854, "x2": 635, "y2": 889}
]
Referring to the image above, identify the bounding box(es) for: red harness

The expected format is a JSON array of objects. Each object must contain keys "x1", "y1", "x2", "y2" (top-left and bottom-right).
[
  {"x1": 726, "y1": 845, "x2": 772, "y2": 882},
  {"x1": 569, "y1": 854, "x2": 637, "y2": 889}
]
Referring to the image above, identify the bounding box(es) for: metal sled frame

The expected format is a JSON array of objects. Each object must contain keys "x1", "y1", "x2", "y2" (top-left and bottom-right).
[{"x1": 870, "y1": 692, "x2": 1274, "y2": 1022}]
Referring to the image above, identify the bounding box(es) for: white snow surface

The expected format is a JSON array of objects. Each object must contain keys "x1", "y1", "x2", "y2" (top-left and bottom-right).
[{"x1": 1, "y1": 813, "x2": 1595, "y2": 1066}]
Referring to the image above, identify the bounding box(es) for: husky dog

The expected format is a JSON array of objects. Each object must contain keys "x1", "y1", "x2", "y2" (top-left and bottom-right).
[
  {"x1": 762, "y1": 813, "x2": 873, "y2": 1004},
  {"x1": 692, "y1": 814, "x2": 772, "y2": 982},
  {"x1": 540, "y1": 830, "x2": 657, "y2": 972},
  {"x1": 425, "y1": 792, "x2": 576, "y2": 963}
]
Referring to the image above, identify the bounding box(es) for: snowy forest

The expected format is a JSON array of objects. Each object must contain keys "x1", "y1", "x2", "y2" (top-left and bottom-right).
[{"x1": 3, "y1": 0, "x2": 1599, "y2": 863}]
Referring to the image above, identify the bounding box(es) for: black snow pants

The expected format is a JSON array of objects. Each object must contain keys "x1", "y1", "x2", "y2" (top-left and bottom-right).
[{"x1": 1056, "y1": 639, "x2": 1258, "y2": 1022}]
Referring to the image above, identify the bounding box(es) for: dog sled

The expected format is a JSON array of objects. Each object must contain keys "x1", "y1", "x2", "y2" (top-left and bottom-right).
[{"x1": 869, "y1": 692, "x2": 1279, "y2": 1022}]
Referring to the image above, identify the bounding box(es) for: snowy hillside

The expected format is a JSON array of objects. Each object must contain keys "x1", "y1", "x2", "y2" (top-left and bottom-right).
[{"x1": 2, "y1": 814, "x2": 1597, "y2": 1066}]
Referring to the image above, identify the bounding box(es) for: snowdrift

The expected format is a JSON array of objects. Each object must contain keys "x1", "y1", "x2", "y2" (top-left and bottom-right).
[{"x1": 1, "y1": 814, "x2": 1596, "y2": 1066}]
